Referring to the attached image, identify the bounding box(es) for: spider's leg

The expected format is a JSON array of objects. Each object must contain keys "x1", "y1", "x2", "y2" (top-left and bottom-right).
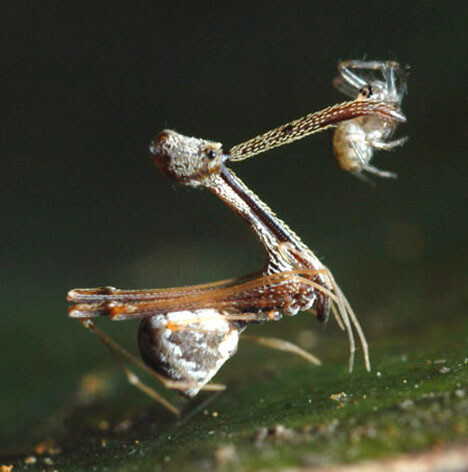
[
  {"x1": 79, "y1": 320, "x2": 179, "y2": 414},
  {"x1": 342, "y1": 60, "x2": 396, "y2": 74},
  {"x1": 375, "y1": 61, "x2": 402, "y2": 99},
  {"x1": 363, "y1": 164, "x2": 397, "y2": 179},
  {"x1": 338, "y1": 60, "x2": 407, "y2": 101},
  {"x1": 79, "y1": 319, "x2": 226, "y2": 414},
  {"x1": 352, "y1": 171, "x2": 375, "y2": 185},
  {"x1": 175, "y1": 390, "x2": 224, "y2": 429},
  {"x1": 67, "y1": 271, "x2": 262, "y2": 304},
  {"x1": 109, "y1": 347, "x2": 181, "y2": 414},
  {"x1": 350, "y1": 60, "x2": 406, "y2": 100},
  {"x1": 333, "y1": 76, "x2": 359, "y2": 97},
  {"x1": 349, "y1": 137, "x2": 371, "y2": 168},
  {"x1": 386, "y1": 63, "x2": 397, "y2": 97},
  {"x1": 370, "y1": 136, "x2": 408, "y2": 151},
  {"x1": 349, "y1": 138, "x2": 396, "y2": 179},
  {"x1": 241, "y1": 334, "x2": 321, "y2": 366},
  {"x1": 377, "y1": 61, "x2": 406, "y2": 98}
]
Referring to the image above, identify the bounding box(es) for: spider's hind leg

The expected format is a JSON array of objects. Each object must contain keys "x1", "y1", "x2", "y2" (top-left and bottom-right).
[
  {"x1": 79, "y1": 319, "x2": 181, "y2": 414},
  {"x1": 79, "y1": 319, "x2": 226, "y2": 415},
  {"x1": 241, "y1": 334, "x2": 321, "y2": 366}
]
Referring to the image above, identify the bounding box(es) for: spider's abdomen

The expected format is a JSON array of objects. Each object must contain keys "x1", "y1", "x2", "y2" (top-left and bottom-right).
[{"x1": 138, "y1": 310, "x2": 240, "y2": 398}]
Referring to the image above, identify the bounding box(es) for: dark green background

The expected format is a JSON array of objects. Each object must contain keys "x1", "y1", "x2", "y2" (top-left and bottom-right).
[{"x1": 2, "y1": 0, "x2": 468, "y2": 465}]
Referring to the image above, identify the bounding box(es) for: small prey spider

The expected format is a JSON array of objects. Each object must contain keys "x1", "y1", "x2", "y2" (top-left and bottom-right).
[
  {"x1": 332, "y1": 60, "x2": 408, "y2": 180},
  {"x1": 68, "y1": 98, "x2": 403, "y2": 414}
]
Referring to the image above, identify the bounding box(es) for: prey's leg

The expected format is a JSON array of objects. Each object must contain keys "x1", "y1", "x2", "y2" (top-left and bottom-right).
[
  {"x1": 339, "y1": 60, "x2": 406, "y2": 99},
  {"x1": 363, "y1": 164, "x2": 397, "y2": 179},
  {"x1": 349, "y1": 140, "x2": 397, "y2": 180},
  {"x1": 338, "y1": 60, "x2": 368, "y2": 89}
]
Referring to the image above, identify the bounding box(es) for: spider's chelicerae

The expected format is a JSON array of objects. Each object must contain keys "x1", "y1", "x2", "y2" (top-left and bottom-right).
[{"x1": 333, "y1": 60, "x2": 408, "y2": 180}]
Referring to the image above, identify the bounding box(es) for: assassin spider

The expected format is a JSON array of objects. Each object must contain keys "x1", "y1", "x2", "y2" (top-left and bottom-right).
[{"x1": 68, "y1": 98, "x2": 403, "y2": 414}]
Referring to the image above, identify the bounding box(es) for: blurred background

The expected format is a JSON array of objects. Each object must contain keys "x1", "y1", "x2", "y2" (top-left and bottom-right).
[{"x1": 2, "y1": 1, "x2": 467, "y2": 447}]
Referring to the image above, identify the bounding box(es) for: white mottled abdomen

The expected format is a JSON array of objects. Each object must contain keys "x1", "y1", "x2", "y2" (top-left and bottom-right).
[{"x1": 138, "y1": 309, "x2": 241, "y2": 398}]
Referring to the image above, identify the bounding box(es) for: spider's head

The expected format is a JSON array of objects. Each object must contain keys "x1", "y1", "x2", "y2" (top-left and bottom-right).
[{"x1": 150, "y1": 130, "x2": 229, "y2": 187}]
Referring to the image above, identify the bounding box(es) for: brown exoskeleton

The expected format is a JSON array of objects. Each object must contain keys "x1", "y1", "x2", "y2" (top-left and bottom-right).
[
  {"x1": 68, "y1": 98, "x2": 405, "y2": 414},
  {"x1": 332, "y1": 60, "x2": 408, "y2": 180}
]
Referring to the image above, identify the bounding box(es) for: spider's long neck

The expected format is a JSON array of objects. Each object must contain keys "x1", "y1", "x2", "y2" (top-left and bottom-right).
[{"x1": 204, "y1": 167, "x2": 322, "y2": 274}]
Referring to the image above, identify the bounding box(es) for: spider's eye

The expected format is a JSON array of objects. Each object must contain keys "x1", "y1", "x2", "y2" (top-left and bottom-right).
[
  {"x1": 359, "y1": 84, "x2": 373, "y2": 98},
  {"x1": 206, "y1": 149, "x2": 217, "y2": 160}
]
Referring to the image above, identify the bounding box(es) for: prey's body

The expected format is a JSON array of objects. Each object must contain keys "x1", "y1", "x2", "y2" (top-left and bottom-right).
[{"x1": 333, "y1": 60, "x2": 408, "y2": 180}]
